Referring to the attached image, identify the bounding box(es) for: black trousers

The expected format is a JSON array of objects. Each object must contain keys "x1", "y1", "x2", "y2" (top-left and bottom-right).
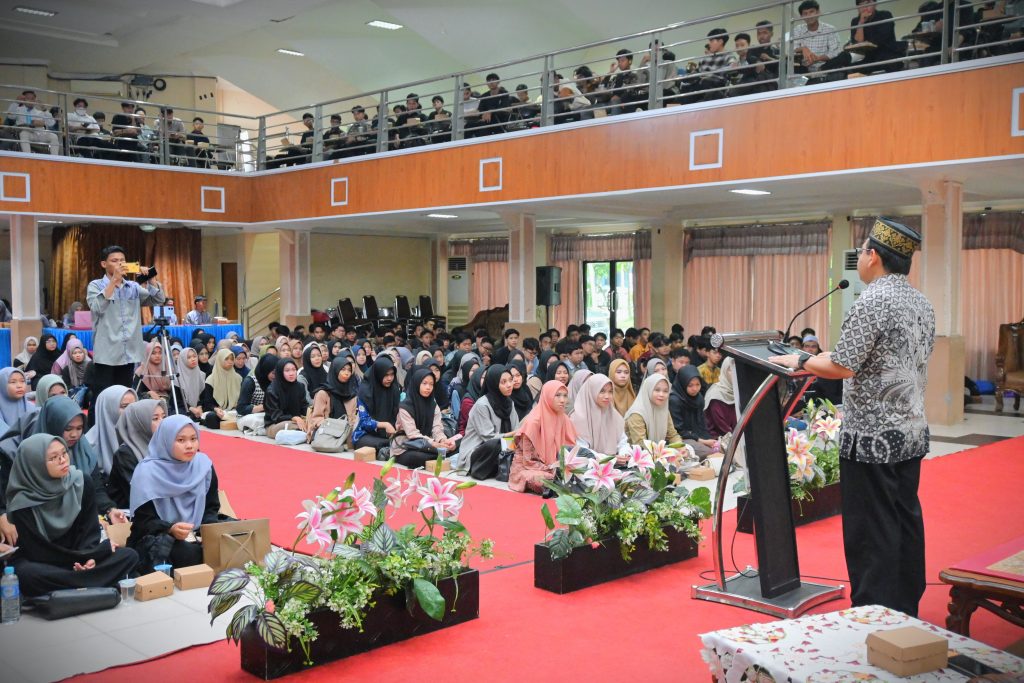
[
  {"x1": 840, "y1": 453, "x2": 926, "y2": 617},
  {"x1": 395, "y1": 448, "x2": 438, "y2": 469},
  {"x1": 89, "y1": 363, "x2": 135, "y2": 427},
  {"x1": 469, "y1": 438, "x2": 502, "y2": 480},
  {"x1": 13, "y1": 548, "x2": 139, "y2": 598},
  {"x1": 354, "y1": 433, "x2": 390, "y2": 453}
]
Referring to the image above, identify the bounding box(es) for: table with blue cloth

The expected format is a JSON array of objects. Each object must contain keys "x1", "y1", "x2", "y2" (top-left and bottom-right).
[
  {"x1": 0, "y1": 328, "x2": 11, "y2": 367},
  {"x1": 43, "y1": 324, "x2": 245, "y2": 352}
]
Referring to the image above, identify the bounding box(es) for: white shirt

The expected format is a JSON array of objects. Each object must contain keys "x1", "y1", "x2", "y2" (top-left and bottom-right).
[
  {"x1": 792, "y1": 20, "x2": 842, "y2": 71},
  {"x1": 67, "y1": 110, "x2": 101, "y2": 138},
  {"x1": 14, "y1": 105, "x2": 54, "y2": 129}
]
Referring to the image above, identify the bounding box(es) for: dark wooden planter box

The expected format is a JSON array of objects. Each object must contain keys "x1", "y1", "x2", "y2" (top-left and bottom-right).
[
  {"x1": 240, "y1": 569, "x2": 479, "y2": 679},
  {"x1": 735, "y1": 481, "x2": 842, "y2": 534},
  {"x1": 534, "y1": 526, "x2": 699, "y2": 594}
]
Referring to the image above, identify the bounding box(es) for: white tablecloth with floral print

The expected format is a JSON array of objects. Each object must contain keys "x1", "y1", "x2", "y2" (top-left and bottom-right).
[{"x1": 699, "y1": 605, "x2": 1024, "y2": 683}]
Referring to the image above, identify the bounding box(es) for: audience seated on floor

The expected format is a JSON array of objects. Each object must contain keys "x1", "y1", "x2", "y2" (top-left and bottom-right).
[
  {"x1": 264, "y1": 358, "x2": 309, "y2": 440},
  {"x1": 460, "y1": 365, "x2": 519, "y2": 480},
  {"x1": 571, "y1": 373, "x2": 630, "y2": 461},
  {"x1": 670, "y1": 366, "x2": 722, "y2": 459},
  {"x1": 509, "y1": 380, "x2": 577, "y2": 494},
  {"x1": 624, "y1": 374, "x2": 681, "y2": 445},
  {"x1": 392, "y1": 369, "x2": 457, "y2": 468},
  {"x1": 308, "y1": 355, "x2": 359, "y2": 448}
]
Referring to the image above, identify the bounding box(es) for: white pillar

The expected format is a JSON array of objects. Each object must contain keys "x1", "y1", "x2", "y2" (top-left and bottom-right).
[
  {"x1": 9, "y1": 215, "x2": 43, "y2": 359},
  {"x1": 828, "y1": 214, "x2": 853, "y2": 349},
  {"x1": 919, "y1": 179, "x2": 964, "y2": 426},
  {"x1": 431, "y1": 234, "x2": 449, "y2": 316},
  {"x1": 278, "y1": 229, "x2": 311, "y2": 330},
  {"x1": 650, "y1": 221, "x2": 684, "y2": 333},
  {"x1": 503, "y1": 212, "x2": 540, "y2": 338}
]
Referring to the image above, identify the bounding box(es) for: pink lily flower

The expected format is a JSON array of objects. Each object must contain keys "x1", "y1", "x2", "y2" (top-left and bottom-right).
[
  {"x1": 295, "y1": 500, "x2": 333, "y2": 550},
  {"x1": 340, "y1": 486, "x2": 377, "y2": 519},
  {"x1": 562, "y1": 444, "x2": 589, "y2": 471},
  {"x1": 627, "y1": 446, "x2": 655, "y2": 473},
  {"x1": 383, "y1": 475, "x2": 410, "y2": 514},
  {"x1": 786, "y1": 429, "x2": 812, "y2": 460},
  {"x1": 812, "y1": 416, "x2": 842, "y2": 441},
  {"x1": 325, "y1": 500, "x2": 366, "y2": 540},
  {"x1": 582, "y1": 457, "x2": 624, "y2": 492},
  {"x1": 416, "y1": 476, "x2": 462, "y2": 519}
]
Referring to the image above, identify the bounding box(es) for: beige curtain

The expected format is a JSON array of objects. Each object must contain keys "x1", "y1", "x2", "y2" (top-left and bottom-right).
[
  {"x1": 960, "y1": 249, "x2": 1024, "y2": 380},
  {"x1": 633, "y1": 258, "x2": 651, "y2": 329},
  {"x1": 469, "y1": 261, "x2": 509, "y2": 317},
  {"x1": 682, "y1": 256, "x2": 753, "y2": 337},
  {"x1": 750, "y1": 253, "x2": 831, "y2": 347}
]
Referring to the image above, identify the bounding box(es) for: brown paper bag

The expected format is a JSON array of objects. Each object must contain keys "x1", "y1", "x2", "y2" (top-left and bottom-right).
[
  {"x1": 200, "y1": 518, "x2": 271, "y2": 572},
  {"x1": 103, "y1": 521, "x2": 132, "y2": 547},
  {"x1": 218, "y1": 490, "x2": 237, "y2": 519}
]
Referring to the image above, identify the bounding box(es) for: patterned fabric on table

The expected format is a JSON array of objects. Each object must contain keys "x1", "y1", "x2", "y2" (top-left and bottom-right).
[
  {"x1": 830, "y1": 273, "x2": 935, "y2": 464},
  {"x1": 700, "y1": 605, "x2": 1024, "y2": 683}
]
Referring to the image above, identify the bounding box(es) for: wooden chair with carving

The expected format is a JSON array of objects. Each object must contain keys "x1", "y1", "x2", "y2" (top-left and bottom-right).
[{"x1": 994, "y1": 319, "x2": 1024, "y2": 412}]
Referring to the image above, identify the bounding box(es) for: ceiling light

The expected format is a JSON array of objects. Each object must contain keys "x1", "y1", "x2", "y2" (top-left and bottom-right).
[
  {"x1": 276, "y1": 48, "x2": 305, "y2": 57},
  {"x1": 729, "y1": 189, "x2": 771, "y2": 196},
  {"x1": 139, "y1": 224, "x2": 157, "y2": 233},
  {"x1": 367, "y1": 20, "x2": 403, "y2": 30},
  {"x1": 14, "y1": 5, "x2": 57, "y2": 16},
  {"x1": 428, "y1": 213, "x2": 458, "y2": 219}
]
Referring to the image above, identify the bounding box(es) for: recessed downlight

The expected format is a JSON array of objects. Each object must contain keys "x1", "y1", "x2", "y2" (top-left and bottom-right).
[
  {"x1": 276, "y1": 48, "x2": 305, "y2": 57},
  {"x1": 428, "y1": 213, "x2": 458, "y2": 219},
  {"x1": 14, "y1": 6, "x2": 57, "y2": 17},
  {"x1": 729, "y1": 189, "x2": 771, "y2": 196},
  {"x1": 367, "y1": 20, "x2": 403, "y2": 30}
]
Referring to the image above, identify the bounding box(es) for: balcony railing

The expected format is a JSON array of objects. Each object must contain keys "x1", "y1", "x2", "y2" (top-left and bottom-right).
[{"x1": 1, "y1": 0, "x2": 1020, "y2": 173}]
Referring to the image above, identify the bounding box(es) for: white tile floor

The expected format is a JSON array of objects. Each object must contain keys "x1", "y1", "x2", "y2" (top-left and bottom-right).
[{"x1": 1, "y1": 398, "x2": 1019, "y2": 683}]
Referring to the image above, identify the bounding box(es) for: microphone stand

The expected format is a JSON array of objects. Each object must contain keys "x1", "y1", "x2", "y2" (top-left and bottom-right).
[{"x1": 781, "y1": 281, "x2": 847, "y2": 343}]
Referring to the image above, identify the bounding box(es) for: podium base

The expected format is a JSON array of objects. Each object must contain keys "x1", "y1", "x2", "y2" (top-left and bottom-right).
[{"x1": 692, "y1": 571, "x2": 845, "y2": 619}]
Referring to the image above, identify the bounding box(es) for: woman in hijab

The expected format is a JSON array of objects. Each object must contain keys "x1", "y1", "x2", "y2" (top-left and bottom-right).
[
  {"x1": 108, "y1": 399, "x2": 165, "y2": 509},
  {"x1": 175, "y1": 347, "x2": 207, "y2": 421},
  {"x1": 25, "y1": 333, "x2": 61, "y2": 390},
  {"x1": 201, "y1": 334, "x2": 217, "y2": 357},
  {"x1": 423, "y1": 359, "x2": 451, "y2": 411},
  {"x1": 189, "y1": 340, "x2": 213, "y2": 376},
  {"x1": 289, "y1": 339, "x2": 304, "y2": 367},
  {"x1": 669, "y1": 365, "x2": 718, "y2": 458},
  {"x1": 274, "y1": 335, "x2": 290, "y2": 357},
  {"x1": 461, "y1": 365, "x2": 519, "y2": 479},
  {"x1": 353, "y1": 356, "x2": 400, "y2": 454},
  {"x1": 33, "y1": 375, "x2": 68, "y2": 408},
  {"x1": 6, "y1": 433, "x2": 139, "y2": 597},
  {"x1": 128, "y1": 416, "x2": 221, "y2": 571},
  {"x1": 0, "y1": 368, "x2": 32, "y2": 436},
  {"x1": 392, "y1": 368, "x2": 456, "y2": 468},
  {"x1": 61, "y1": 301, "x2": 85, "y2": 328},
  {"x1": 238, "y1": 353, "x2": 275, "y2": 419},
  {"x1": 607, "y1": 358, "x2": 637, "y2": 417},
  {"x1": 571, "y1": 374, "x2": 629, "y2": 458},
  {"x1": 545, "y1": 360, "x2": 573, "y2": 386},
  {"x1": 57, "y1": 339, "x2": 93, "y2": 406},
  {"x1": 231, "y1": 346, "x2": 250, "y2": 378},
  {"x1": 507, "y1": 360, "x2": 535, "y2": 419},
  {"x1": 457, "y1": 366, "x2": 486, "y2": 436},
  {"x1": 298, "y1": 343, "x2": 328, "y2": 397},
  {"x1": 198, "y1": 348, "x2": 242, "y2": 429},
  {"x1": 13, "y1": 336, "x2": 37, "y2": 370},
  {"x1": 624, "y1": 374, "x2": 682, "y2": 446},
  {"x1": 646, "y1": 357, "x2": 669, "y2": 379},
  {"x1": 394, "y1": 347, "x2": 414, "y2": 387},
  {"x1": 84, "y1": 385, "x2": 136, "y2": 488},
  {"x1": 448, "y1": 353, "x2": 480, "y2": 418},
  {"x1": 527, "y1": 350, "x2": 557, "y2": 399},
  {"x1": 264, "y1": 357, "x2": 309, "y2": 439},
  {"x1": 134, "y1": 340, "x2": 173, "y2": 406},
  {"x1": 704, "y1": 356, "x2": 738, "y2": 439},
  {"x1": 510, "y1": 380, "x2": 577, "y2": 493},
  {"x1": 308, "y1": 356, "x2": 359, "y2": 446},
  {"x1": 565, "y1": 368, "x2": 593, "y2": 417}
]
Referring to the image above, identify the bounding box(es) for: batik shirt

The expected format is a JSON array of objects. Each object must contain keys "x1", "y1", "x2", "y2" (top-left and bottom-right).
[{"x1": 830, "y1": 273, "x2": 935, "y2": 464}]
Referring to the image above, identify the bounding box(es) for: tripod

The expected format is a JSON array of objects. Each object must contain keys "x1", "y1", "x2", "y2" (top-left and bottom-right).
[{"x1": 141, "y1": 317, "x2": 181, "y2": 414}]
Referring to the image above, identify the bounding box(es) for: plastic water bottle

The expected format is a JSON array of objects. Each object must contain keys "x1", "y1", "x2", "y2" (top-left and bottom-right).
[{"x1": 1, "y1": 566, "x2": 20, "y2": 624}]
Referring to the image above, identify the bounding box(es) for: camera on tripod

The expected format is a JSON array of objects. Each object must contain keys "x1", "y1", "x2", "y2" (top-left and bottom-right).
[{"x1": 152, "y1": 317, "x2": 171, "y2": 327}]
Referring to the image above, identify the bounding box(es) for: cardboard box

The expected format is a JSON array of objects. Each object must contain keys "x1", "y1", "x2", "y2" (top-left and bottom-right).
[
  {"x1": 866, "y1": 626, "x2": 947, "y2": 676},
  {"x1": 219, "y1": 420, "x2": 238, "y2": 430},
  {"x1": 135, "y1": 571, "x2": 174, "y2": 601},
  {"x1": 687, "y1": 465, "x2": 717, "y2": 481},
  {"x1": 354, "y1": 446, "x2": 377, "y2": 462},
  {"x1": 174, "y1": 564, "x2": 215, "y2": 591}
]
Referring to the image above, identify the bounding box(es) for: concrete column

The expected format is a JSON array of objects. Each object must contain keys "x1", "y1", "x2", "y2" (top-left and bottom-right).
[
  {"x1": 650, "y1": 221, "x2": 684, "y2": 333},
  {"x1": 278, "y1": 229, "x2": 311, "y2": 331},
  {"x1": 430, "y1": 234, "x2": 449, "y2": 316},
  {"x1": 10, "y1": 215, "x2": 42, "y2": 358},
  {"x1": 503, "y1": 213, "x2": 540, "y2": 339},
  {"x1": 828, "y1": 214, "x2": 853, "y2": 349},
  {"x1": 919, "y1": 179, "x2": 964, "y2": 426}
]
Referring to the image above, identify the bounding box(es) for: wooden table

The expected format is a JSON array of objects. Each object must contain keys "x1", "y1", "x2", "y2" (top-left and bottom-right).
[{"x1": 940, "y1": 536, "x2": 1024, "y2": 636}]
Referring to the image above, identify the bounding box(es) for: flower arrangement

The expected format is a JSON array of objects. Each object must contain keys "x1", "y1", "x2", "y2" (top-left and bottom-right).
[
  {"x1": 208, "y1": 458, "x2": 493, "y2": 666},
  {"x1": 540, "y1": 441, "x2": 712, "y2": 562},
  {"x1": 734, "y1": 397, "x2": 842, "y2": 502}
]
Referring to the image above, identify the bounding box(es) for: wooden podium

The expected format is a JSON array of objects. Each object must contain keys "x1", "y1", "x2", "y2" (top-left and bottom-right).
[{"x1": 691, "y1": 331, "x2": 845, "y2": 618}]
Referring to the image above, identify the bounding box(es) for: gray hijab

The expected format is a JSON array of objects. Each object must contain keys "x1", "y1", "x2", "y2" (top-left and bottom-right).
[
  {"x1": 115, "y1": 399, "x2": 162, "y2": 463},
  {"x1": 34, "y1": 374, "x2": 68, "y2": 408},
  {"x1": 176, "y1": 347, "x2": 207, "y2": 408},
  {"x1": 129, "y1": 415, "x2": 213, "y2": 527},
  {"x1": 7, "y1": 434, "x2": 84, "y2": 541},
  {"x1": 85, "y1": 385, "x2": 136, "y2": 475}
]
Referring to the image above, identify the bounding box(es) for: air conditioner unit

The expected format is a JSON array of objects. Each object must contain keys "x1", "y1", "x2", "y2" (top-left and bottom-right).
[
  {"x1": 840, "y1": 250, "x2": 866, "y2": 317},
  {"x1": 447, "y1": 257, "x2": 470, "y2": 326},
  {"x1": 70, "y1": 80, "x2": 126, "y2": 97}
]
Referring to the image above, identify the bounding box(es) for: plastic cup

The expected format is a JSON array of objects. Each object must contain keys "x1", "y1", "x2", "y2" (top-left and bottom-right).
[
  {"x1": 154, "y1": 563, "x2": 173, "y2": 576},
  {"x1": 437, "y1": 447, "x2": 447, "y2": 461},
  {"x1": 119, "y1": 578, "x2": 136, "y2": 603}
]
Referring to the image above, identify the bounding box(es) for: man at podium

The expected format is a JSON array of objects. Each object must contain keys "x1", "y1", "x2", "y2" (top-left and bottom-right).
[{"x1": 770, "y1": 217, "x2": 935, "y2": 617}]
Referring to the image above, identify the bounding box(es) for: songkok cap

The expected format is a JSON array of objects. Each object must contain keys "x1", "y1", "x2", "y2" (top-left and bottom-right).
[
  {"x1": 194, "y1": 295, "x2": 207, "y2": 302},
  {"x1": 868, "y1": 217, "x2": 921, "y2": 259}
]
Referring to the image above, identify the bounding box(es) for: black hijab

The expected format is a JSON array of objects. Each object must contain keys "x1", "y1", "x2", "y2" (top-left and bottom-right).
[
  {"x1": 25, "y1": 333, "x2": 61, "y2": 389},
  {"x1": 357, "y1": 356, "x2": 400, "y2": 424},
  {"x1": 254, "y1": 353, "x2": 277, "y2": 391},
  {"x1": 324, "y1": 356, "x2": 358, "y2": 419},
  {"x1": 546, "y1": 359, "x2": 573, "y2": 383},
  {"x1": 443, "y1": 350, "x2": 466, "y2": 384},
  {"x1": 669, "y1": 365, "x2": 710, "y2": 440},
  {"x1": 508, "y1": 360, "x2": 534, "y2": 419},
  {"x1": 401, "y1": 368, "x2": 437, "y2": 436},
  {"x1": 536, "y1": 350, "x2": 556, "y2": 377},
  {"x1": 355, "y1": 340, "x2": 373, "y2": 372},
  {"x1": 300, "y1": 344, "x2": 329, "y2": 394},
  {"x1": 483, "y1": 364, "x2": 514, "y2": 432},
  {"x1": 268, "y1": 358, "x2": 307, "y2": 417},
  {"x1": 191, "y1": 340, "x2": 213, "y2": 375},
  {"x1": 466, "y1": 367, "x2": 487, "y2": 401}
]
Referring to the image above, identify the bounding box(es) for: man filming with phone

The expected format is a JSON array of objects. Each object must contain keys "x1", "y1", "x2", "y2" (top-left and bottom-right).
[{"x1": 86, "y1": 245, "x2": 165, "y2": 406}]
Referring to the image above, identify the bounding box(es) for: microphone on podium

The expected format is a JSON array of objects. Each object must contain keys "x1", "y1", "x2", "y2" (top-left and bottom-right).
[{"x1": 781, "y1": 279, "x2": 849, "y2": 343}]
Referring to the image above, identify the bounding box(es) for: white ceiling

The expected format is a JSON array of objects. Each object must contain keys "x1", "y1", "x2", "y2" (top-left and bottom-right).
[{"x1": 0, "y1": 0, "x2": 886, "y2": 111}]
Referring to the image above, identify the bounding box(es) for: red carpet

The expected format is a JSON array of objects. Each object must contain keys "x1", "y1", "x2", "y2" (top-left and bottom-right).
[{"x1": 72, "y1": 436, "x2": 1024, "y2": 682}]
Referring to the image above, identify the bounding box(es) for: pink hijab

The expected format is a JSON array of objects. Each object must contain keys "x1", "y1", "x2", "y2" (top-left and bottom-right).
[
  {"x1": 135, "y1": 340, "x2": 171, "y2": 392},
  {"x1": 516, "y1": 380, "x2": 578, "y2": 466},
  {"x1": 51, "y1": 338, "x2": 84, "y2": 374}
]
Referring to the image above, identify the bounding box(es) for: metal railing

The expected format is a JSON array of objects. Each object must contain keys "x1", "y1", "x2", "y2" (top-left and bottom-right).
[
  {"x1": 2, "y1": 0, "x2": 1021, "y2": 171},
  {"x1": 241, "y1": 287, "x2": 280, "y2": 338}
]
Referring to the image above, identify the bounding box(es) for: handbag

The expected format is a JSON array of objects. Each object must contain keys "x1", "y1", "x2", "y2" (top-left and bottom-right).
[
  {"x1": 275, "y1": 427, "x2": 307, "y2": 446},
  {"x1": 440, "y1": 413, "x2": 458, "y2": 438},
  {"x1": 496, "y1": 448, "x2": 516, "y2": 482},
  {"x1": 31, "y1": 587, "x2": 120, "y2": 620},
  {"x1": 402, "y1": 437, "x2": 437, "y2": 455},
  {"x1": 310, "y1": 416, "x2": 351, "y2": 453}
]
